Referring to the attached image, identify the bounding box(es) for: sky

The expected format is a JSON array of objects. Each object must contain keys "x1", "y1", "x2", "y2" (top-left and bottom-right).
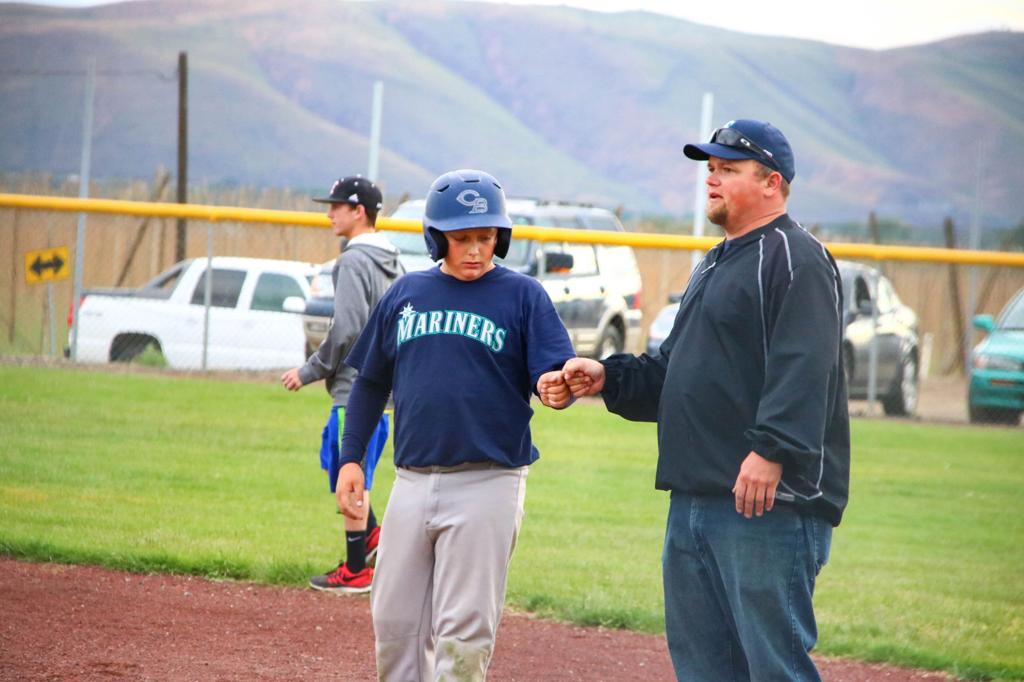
[{"x1": 21, "y1": 0, "x2": 1024, "y2": 50}]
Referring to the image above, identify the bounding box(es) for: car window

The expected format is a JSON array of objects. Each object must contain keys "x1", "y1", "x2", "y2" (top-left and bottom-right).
[
  {"x1": 1000, "y1": 292, "x2": 1024, "y2": 329},
  {"x1": 854, "y1": 276, "x2": 872, "y2": 311},
  {"x1": 385, "y1": 203, "x2": 431, "y2": 257},
  {"x1": 535, "y1": 213, "x2": 582, "y2": 228},
  {"x1": 388, "y1": 231, "x2": 429, "y2": 257},
  {"x1": 502, "y1": 239, "x2": 533, "y2": 267},
  {"x1": 251, "y1": 273, "x2": 305, "y2": 312},
  {"x1": 553, "y1": 215, "x2": 584, "y2": 228},
  {"x1": 141, "y1": 261, "x2": 189, "y2": 296},
  {"x1": 190, "y1": 268, "x2": 246, "y2": 308},
  {"x1": 389, "y1": 203, "x2": 423, "y2": 220},
  {"x1": 585, "y1": 214, "x2": 623, "y2": 231}
]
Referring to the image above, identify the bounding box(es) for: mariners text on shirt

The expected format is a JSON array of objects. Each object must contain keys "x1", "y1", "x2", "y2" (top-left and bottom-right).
[{"x1": 396, "y1": 302, "x2": 507, "y2": 353}]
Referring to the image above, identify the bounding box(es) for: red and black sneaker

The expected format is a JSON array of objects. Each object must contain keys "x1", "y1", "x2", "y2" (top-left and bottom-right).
[
  {"x1": 309, "y1": 562, "x2": 373, "y2": 594},
  {"x1": 366, "y1": 526, "x2": 381, "y2": 568}
]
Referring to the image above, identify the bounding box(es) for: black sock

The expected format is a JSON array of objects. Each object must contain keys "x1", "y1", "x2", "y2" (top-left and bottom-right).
[
  {"x1": 367, "y1": 507, "x2": 378, "y2": 534},
  {"x1": 346, "y1": 531, "x2": 367, "y2": 573}
]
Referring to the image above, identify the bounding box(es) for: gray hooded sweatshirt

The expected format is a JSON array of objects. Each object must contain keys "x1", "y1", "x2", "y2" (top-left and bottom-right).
[{"x1": 297, "y1": 232, "x2": 405, "y2": 406}]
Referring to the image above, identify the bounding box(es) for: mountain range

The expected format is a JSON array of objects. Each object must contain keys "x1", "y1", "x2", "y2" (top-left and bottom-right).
[{"x1": 1, "y1": 0, "x2": 1022, "y2": 227}]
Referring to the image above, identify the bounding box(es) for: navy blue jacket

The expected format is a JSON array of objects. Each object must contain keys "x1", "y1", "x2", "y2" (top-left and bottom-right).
[{"x1": 602, "y1": 215, "x2": 850, "y2": 525}]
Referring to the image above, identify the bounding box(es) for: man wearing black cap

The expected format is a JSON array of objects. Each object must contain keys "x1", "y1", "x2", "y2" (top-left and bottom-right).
[
  {"x1": 554, "y1": 120, "x2": 850, "y2": 680},
  {"x1": 281, "y1": 175, "x2": 405, "y2": 593}
]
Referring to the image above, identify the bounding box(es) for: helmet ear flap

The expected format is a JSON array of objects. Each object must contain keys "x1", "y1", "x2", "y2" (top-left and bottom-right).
[
  {"x1": 495, "y1": 228, "x2": 511, "y2": 259},
  {"x1": 425, "y1": 227, "x2": 447, "y2": 261}
]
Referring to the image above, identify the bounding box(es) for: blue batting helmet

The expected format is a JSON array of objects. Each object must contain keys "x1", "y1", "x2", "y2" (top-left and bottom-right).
[{"x1": 423, "y1": 169, "x2": 513, "y2": 261}]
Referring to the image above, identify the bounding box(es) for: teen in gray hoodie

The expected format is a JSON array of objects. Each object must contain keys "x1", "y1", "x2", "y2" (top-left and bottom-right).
[{"x1": 281, "y1": 175, "x2": 404, "y2": 593}]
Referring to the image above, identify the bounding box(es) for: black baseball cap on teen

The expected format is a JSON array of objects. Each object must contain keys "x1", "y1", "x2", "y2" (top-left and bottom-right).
[
  {"x1": 313, "y1": 175, "x2": 384, "y2": 222},
  {"x1": 683, "y1": 119, "x2": 795, "y2": 183}
]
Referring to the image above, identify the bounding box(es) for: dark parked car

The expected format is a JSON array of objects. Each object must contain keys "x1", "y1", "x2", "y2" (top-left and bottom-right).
[
  {"x1": 968, "y1": 286, "x2": 1024, "y2": 425},
  {"x1": 645, "y1": 260, "x2": 920, "y2": 416}
]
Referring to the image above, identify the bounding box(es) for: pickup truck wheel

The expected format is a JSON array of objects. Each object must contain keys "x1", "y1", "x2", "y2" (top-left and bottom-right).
[{"x1": 109, "y1": 334, "x2": 162, "y2": 364}]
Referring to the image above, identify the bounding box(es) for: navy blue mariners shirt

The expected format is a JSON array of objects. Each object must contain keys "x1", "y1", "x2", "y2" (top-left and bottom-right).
[{"x1": 341, "y1": 264, "x2": 574, "y2": 469}]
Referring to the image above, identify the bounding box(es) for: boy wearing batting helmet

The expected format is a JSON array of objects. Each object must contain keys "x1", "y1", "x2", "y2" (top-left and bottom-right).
[{"x1": 335, "y1": 169, "x2": 574, "y2": 680}]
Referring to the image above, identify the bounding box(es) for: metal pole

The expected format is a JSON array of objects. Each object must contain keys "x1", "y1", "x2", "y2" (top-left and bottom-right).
[
  {"x1": 70, "y1": 58, "x2": 96, "y2": 362},
  {"x1": 367, "y1": 80, "x2": 383, "y2": 182},
  {"x1": 691, "y1": 93, "x2": 713, "y2": 273},
  {"x1": 46, "y1": 219, "x2": 56, "y2": 357},
  {"x1": 201, "y1": 224, "x2": 212, "y2": 370},
  {"x1": 47, "y1": 284, "x2": 56, "y2": 356},
  {"x1": 175, "y1": 51, "x2": 188, "y2": 262},
  {"x1": 965, "y1": 149, "x2": 982, "y2": 371}
]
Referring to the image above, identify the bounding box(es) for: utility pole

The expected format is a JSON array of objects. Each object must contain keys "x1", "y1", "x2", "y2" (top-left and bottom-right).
[
  {"x1": 175, "y1": 51, "x2": 188, "y2": 262},
  {"x1": 965, "y1": 149, "x2": 983, "y2": 371},
  {"x1": 70, "y1": 58, "x2": 96, "y2": 362},
  {"x1": 367, "y1": 80, "x2": 384, "y2": 182},
  {"x1": 691, "y1": 93, "x2": 714, "y2": 273}
]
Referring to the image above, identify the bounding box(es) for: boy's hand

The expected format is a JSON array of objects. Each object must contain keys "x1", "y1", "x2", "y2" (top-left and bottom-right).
[
  {"x1": 562, "y1": 358, "x2": 605, "y2": 397},
  {"x1": 537, "y1": 370, "x2": 573, "y2": 409},
  {"x1": 281, "y1": 368, "x2": 303, "y2": 391},
  {"x1": 336, "y1": 462, "x2": 367, "y2": 521}
]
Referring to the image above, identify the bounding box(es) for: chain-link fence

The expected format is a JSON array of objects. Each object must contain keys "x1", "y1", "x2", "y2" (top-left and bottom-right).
[
  {"x1": 2, "y1": 174, "x2": 1023, "y2": 425},
  {"x1": 2, "y1": 176, "x2": 330, "y2": 370}
]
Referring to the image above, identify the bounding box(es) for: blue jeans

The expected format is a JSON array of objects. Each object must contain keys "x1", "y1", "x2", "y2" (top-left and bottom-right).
[{"x1": 662, "y1": 492, "x2": 832, "y2": 682}]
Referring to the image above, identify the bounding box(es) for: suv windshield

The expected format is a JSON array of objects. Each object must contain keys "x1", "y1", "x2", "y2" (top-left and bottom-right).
[
  {"x1": 1000, "y1": 293, "x2": 1024, "y2": 329},
  {"x1": 585, "y1": 214, "x2": 622, "y2": 231},
  {"x1": 387, "y1": 231, "x2": 429, "y2": 256}
]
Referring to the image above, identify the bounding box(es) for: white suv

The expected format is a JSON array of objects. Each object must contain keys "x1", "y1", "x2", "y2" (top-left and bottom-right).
[{"x1": 388, "y1": 199, "x2": 643, "y2": 359}]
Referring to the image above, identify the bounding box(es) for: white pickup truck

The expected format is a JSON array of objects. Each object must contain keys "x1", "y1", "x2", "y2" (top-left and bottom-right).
[{"x1": 68, "y1": 257, "x2": 316, "y2": 370}]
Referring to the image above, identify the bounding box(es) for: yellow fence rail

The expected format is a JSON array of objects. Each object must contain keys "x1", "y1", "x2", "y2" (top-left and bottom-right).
[{"x1": 3, "y1": 193, "x2": 1023, "y2": 268}]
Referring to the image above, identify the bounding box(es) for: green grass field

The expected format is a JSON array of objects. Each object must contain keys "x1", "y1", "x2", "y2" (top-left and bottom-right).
[{"x1": 1, "y1": 364, "x2": 1022, "y2": 680}]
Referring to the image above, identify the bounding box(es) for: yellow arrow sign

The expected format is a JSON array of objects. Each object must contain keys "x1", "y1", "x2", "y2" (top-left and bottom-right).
[{"x1": 24, "y1": 246, "x2": 70, "y2": 284}]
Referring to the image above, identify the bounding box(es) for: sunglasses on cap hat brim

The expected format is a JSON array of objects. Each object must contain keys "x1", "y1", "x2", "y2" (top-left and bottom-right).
[{"x1": 686, "y1": 127, "x2": 781, "y2": 174}]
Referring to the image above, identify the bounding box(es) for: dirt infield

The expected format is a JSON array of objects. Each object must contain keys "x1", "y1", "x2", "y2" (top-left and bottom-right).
[{"x1": 0, "y1": 559, "x2": 956, "y2": 681}]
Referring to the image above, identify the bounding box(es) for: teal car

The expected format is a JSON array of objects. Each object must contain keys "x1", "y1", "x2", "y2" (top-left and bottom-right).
[{"x1": 969, "y1": 287, "x2": 1024, "y2": 425}]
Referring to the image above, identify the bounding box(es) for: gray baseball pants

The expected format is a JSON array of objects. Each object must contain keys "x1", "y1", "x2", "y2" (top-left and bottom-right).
[{"x1": 370, "y1": 463, "x2": 528, "y2": 682}]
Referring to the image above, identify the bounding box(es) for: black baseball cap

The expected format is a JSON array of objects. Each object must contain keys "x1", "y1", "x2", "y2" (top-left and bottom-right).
[
  {"x1": 684, "y1": 119, "x2": 795, "y2": 183},
  {"x1": 313, "y1": 176, "x2": 384, "y2": 218}
]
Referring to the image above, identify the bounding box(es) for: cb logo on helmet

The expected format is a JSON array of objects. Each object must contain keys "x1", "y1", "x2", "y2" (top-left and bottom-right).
[{"x1": 456, "y1": 189, "x2": 488, "y2": 214}]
